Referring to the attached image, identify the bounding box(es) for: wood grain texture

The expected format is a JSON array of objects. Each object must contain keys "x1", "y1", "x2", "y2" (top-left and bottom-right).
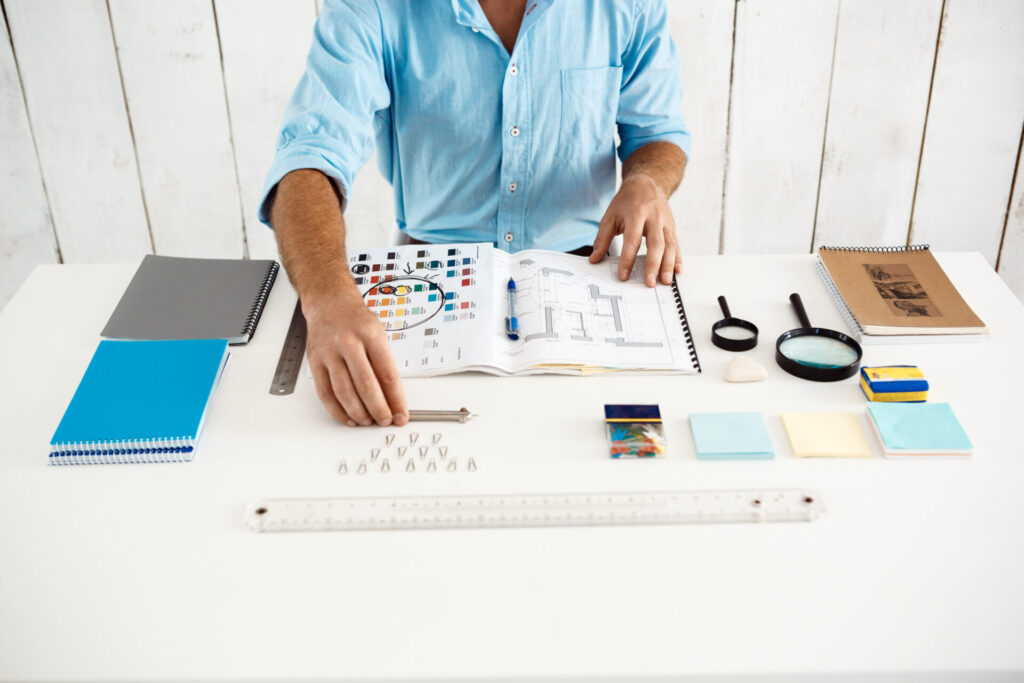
[
  {"x1": 0, "y1": 11, "x2": 58, "y2": 309},
  {"x1": 909, "y1": 0, "x2": 1024, "y2": 263},
  {"x1": 813, "y1": 0, "x2": 942, "y2": 250},
  {"x1": 215, "y1": 0, "x2": 317, "y2": 260},
  {"x1": 108, "y1": 0, "x2": 244, "y2": 258},
  {"x1": 722, "y1": 0, "x2": 840, "y2": 254},
  {"x1": 997, "y1": 132, "x2": 1024, "y2": 301},
  {"x1": 4, "y1": 0, "x2": 151, "y2": 263},
  {"x1": 666, "y1": 0, "x2": 734, "y2": 256}
]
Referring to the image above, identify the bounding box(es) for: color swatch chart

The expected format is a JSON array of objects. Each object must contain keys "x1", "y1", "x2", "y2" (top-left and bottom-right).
[{"x1": 347, "y1": 244, "x2": 492, "y2": 375}]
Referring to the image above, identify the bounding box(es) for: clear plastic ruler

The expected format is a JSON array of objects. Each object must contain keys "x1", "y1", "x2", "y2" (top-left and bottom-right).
[{"x1": 246, "y1": 489, "x2": 823, "y2": 532}]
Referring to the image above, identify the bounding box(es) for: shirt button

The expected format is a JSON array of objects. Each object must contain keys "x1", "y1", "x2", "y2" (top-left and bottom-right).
[
  {"x1": 510, "y1": 63, "x2": 518, "y2": 75},
  {"x1": 472, "y1": 27, "x2": 479, "y2": 33},
  {"x1": 508, "y1": 182, "x2": 517, "y2": 192},
  {"x1": 510, "y1": 126, "x2": 520, "y2": 137},
  {"x1": 505, "y1": 232, "x2": 514, "y2": 243}
]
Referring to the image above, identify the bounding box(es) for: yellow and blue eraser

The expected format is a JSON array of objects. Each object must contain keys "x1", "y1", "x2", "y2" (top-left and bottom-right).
[{"x1": 860, "y1": 365, "x2": 928, "y2": 402}]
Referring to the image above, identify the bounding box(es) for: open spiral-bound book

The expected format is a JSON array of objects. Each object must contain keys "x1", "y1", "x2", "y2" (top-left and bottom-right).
[{"x1": 345, "y1": 243, "x2": 700, "y2": 376}]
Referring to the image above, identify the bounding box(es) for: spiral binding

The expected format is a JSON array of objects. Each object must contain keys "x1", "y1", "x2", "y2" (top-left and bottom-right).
[
  {"x1": 240, "y1": 261, "x2": 280, "y2": 342},
  {"x1": 48, "y1": 436, "x2": 196, "y2": 466},
  {"x1": 814, "y1": 261, "x2": 864, "y2": 342},
  {"x1": 671, "y1": 276, "x2": 701, "y2": 373},
  {"x1": 819, "y1": 244, "x2": 930, "y2": 253}
]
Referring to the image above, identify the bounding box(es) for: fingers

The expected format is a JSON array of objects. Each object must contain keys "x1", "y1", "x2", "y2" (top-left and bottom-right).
[
  {"x1": 661, "y1": 240, "x2": 677, "y2": 285},
  {"x1": 326, "y1": 357, "x2": 374, "y2": 426},
  {"x1": 590, "y1": 211, "x2": 617, "y2": 264},
  {"x1": 617, "y1": 214, "x2": 645, "y2": 282},
  {"x1": 345, "y1": 351, "x2": 395, "y2": 426},
  {"x1": 311, "y1": 362, "x2": 355, "y2": 426},
  {"x1": 367, "y1": 342, "x2": 409, "y2": 426},
  {"x1": 643, "y1": 218, "x2": 665, "y2": 287}
]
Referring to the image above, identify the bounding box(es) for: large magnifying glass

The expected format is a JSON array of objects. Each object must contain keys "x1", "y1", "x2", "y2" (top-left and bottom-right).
[
  {"x1": 711, "y1": 296, "x2": 758, "y2": 351},
  {"x1": 775, "y1": 293, "x2": 862, "y2": 381}
]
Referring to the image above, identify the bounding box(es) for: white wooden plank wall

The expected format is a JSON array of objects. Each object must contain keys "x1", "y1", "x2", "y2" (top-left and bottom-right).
[
  {"x1": 0, "y1": 10, "x2": 57, "y2": 306},
  {"x1": 2, "y1": 0, "x2": 1024, "y2": 310},
  {"x1": 722, "y1": 0, "x2": 840, "y2": 254},
  {"x1": 666, "y1": 0, "x2": 734, "y2": 257},
  {"x1": 5, "y1": 0, "x2": 152, "y2": 263},
  {"x1": 910, "y1": 0, "x2": 1024, "y2": 265},
  {"x1": 108, "y1": 0, "x2": 244, "y2": 258},
  {"x1": 215, "y1": 0, "x2": 317, "y2": 260},
  {"x1": 812, "y1": 0, "x2": 943, "y2": 249},
  {"x1": 998, "y1": 138, "x2": 1024, "y2": 297}
]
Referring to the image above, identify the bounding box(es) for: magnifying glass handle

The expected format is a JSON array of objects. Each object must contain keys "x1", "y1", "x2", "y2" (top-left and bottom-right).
[
  {"x1": 789, "y1": 293, "x2": 812, "y2": 328},
  {"x1": 717, "y1": 295, "x2": 731, "y2": 318}
]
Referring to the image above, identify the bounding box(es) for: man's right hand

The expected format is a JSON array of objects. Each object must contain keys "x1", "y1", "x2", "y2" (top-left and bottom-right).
[{"x1": 303, "y1": 290, "x2": 408, "y2": 427}]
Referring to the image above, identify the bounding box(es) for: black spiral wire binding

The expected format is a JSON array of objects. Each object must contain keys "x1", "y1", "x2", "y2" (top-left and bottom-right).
[
  {"x1": 819, "y1": 244, "x2": 930, "y2": 253},
  {"x1": 671, "y1": 276, "x2": 701, "y2": 373},
  {"x1": 241, "y1": 261, "x2": 281, "y2": 342}
]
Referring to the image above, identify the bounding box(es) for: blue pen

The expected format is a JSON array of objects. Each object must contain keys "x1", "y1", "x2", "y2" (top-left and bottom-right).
[{"x1": 504, "y1": 278, "x2": 519, "y2": 340}]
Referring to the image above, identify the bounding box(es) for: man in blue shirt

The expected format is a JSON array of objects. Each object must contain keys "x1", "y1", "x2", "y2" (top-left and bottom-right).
[{"x1": 262, "y1": 0, "x2": 690, "y2": 427}]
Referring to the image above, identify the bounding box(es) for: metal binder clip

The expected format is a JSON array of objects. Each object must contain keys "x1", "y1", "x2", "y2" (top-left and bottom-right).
[
  {"x1": 439, "y1": 445, "x2": 449, "y2": 459},
  {"x1": 446, "y1": 459, "x2": 457, "y2": 472},
  {"x1": 380, "y1": 458, "x2": 390, "y2": 473},
  {"x1": 419, "y1": 446, "x2": 428, "y2": 459},
  {"x1": 427, "y1": 459, "x2": 437, "y2": 472},
  {"x1": 410, "y1": 432, "x2": 419, "y2": 445},
  {"x1": 385, "y1": 434, "x2": 395, "y2": 446},
  {"x1": 433, "y1": 433, "x2": 442, "y2": 445},
  {"x1": 338, "y1": 460, "x2": 348, "y2": 475},
  {"x1": 405, "y1": 459, "x2": 415, "y2": 473},
  {"x1": 357, "y1": 460, "x2": 367, "y2": 475},
  {"x1": 371, "y1": 447, "x2": 381, "y2": 462},
  {"x1": 398, "y1": 445, "x2": 407, "y2": 458},
  {"x1": 467, "y1": 458, "x2": 477, "y2": 472}
]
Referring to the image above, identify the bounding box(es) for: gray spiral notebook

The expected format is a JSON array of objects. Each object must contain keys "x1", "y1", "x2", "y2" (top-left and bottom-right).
[{"x1": 101, "y1": 255, "x2": 279, "y2": 345}]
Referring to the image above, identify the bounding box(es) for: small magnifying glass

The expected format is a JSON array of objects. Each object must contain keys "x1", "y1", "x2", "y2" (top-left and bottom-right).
[
  {"x1": 775, "y1": 293, "x2": 862, "y2": 381},
  {"x1": 711, "y1": 296, "x2": 758, "y2": 351}
]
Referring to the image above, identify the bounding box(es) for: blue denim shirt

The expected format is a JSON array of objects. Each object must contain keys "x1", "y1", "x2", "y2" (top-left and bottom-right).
[{"x1": 260, "y1": 0, "x2": 690, "y2": 252}]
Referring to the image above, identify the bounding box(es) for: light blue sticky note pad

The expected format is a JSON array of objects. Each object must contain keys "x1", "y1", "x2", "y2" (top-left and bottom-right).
[
  {"x1": 867, "y1": 402, "x2": 972, "y2": 452},
  {"x1": 689, "y1": 412, "x2": 774, "y2": 460}
]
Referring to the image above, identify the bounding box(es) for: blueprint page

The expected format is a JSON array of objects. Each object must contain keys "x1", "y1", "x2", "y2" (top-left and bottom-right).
[{"x1": 489, "y1": 250, "x2": 696, "y2": 374}]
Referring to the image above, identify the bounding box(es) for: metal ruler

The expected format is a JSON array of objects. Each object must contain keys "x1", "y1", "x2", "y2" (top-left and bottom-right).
[
  {"x1": 270, "y1": 300, "x2": 306, "y2": 395},
  {"x1": 246, "y1": 489, "x2": 823, "y2": 532}
]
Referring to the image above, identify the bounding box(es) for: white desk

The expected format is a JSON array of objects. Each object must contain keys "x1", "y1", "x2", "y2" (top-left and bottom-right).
[{"x1": 1, "y1": 254, "x2": 1022, "y2": 682}]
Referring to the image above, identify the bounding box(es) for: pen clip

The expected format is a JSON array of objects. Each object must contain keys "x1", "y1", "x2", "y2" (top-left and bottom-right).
[{"x1": 505, "y1": 317, "x2": 519, "y2": 340}]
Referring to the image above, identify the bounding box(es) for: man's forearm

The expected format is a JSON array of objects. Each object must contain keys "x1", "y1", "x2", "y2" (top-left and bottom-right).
[
  {"x1": 269, "y1": 169, "x2": 356, "y2": 306},
  {"x1": 621, "y1": 141, "x2": 687, "y2": 197}
]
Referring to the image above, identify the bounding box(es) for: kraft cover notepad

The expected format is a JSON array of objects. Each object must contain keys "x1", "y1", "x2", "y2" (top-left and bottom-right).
[
  {"x1": 49, "y1": 339, "x2": 229, "y2": 465},
  {"x1": 102, "y1": 255, "x2": 279, "y2": 344},
  {"x1": 781, "y1": 412, "x2": 872, "y2": 458},
  {"x1": 816, "y1": 245, "x2": 986, "y2": 340}
]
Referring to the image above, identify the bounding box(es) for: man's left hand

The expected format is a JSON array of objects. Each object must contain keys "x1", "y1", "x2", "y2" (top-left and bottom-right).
[{"x1": 589, "y1": 173, "x2": 682, "y2": 287}]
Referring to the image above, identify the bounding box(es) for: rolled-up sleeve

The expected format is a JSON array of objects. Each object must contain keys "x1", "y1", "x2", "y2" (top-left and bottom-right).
[
  {"x1": 258, "y1": 0, "x2": 390, "y2": 226},
  {"x1": 616, "y1": 0, "x2": 691, "y2": 163}
]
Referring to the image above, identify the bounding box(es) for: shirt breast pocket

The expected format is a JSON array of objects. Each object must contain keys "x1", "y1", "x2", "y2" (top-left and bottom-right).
[{"x1": 556, "y1": 66, "x2": 622, "y2": 162}]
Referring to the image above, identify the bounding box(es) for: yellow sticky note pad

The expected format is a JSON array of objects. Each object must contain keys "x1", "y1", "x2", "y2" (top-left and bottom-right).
[{"x1": 782, "y1": 412, "x2": 872, "y2": 458}]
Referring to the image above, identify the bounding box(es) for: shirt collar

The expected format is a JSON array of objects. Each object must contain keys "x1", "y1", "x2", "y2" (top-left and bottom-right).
[{"x1": 450, "y1": 0, "x2": 554, "y2": 31}]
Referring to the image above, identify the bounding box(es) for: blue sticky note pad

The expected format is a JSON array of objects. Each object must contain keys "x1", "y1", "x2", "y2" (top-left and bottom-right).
[
  {"x1": 867, "y1": 402, "x2": 972, "y2": 453},
  {"x1": 689, "y1": 412, "x2": 774, "y2": 460}
]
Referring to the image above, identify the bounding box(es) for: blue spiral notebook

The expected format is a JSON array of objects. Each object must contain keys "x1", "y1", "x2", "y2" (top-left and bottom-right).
[{"x1": 49, "y1": 339, "x2": 230, "y2": 465}]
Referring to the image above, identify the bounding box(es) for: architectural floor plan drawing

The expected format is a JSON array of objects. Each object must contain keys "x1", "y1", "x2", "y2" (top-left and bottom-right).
[{"x1": 514, "y1": 257, "x2": 669, "y2": 348}]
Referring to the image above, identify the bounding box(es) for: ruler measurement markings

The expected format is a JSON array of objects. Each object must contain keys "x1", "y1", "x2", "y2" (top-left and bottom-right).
[{"x1": 247, "y1": 489, "x2": 822, "y2": 532}]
